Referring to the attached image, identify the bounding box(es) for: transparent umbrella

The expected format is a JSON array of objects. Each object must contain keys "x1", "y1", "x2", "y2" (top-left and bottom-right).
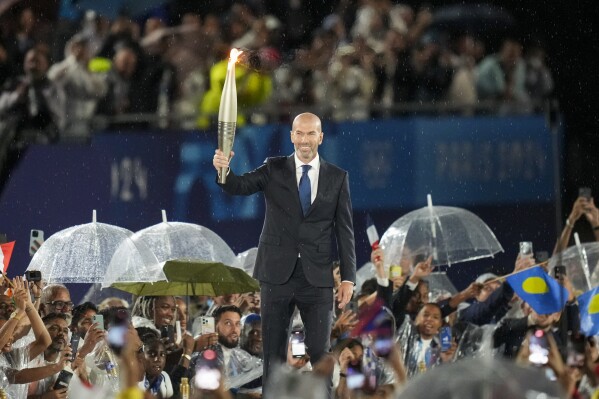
[
  {"x1": 26, "y1": 211, "x2": 156, "y2": 284},
  {"x1": 379, "y1": 196, "x2": 503, "y2": 268},
  {"x1": 233, "y1": 247, "x2": 258, "y2": 276},
  {"x1": 426, "y1": 272, "x2": 458, "y2": 302},
  {"x1": 102, "y1": 210, "x2": 236, "y2": 288},
  {"x1": 397, "y1": 357, "x2": 564, "y2": 399},
  {"x1": 549, "y1": 241, "x2": 599, "y2": 294}
]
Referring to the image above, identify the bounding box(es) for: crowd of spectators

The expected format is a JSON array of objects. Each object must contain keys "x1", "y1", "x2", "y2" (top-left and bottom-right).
[
  {"x1": 0, "y1": 0, "x2": 555, "y2": 189},
  {"x1": 0, "y1": 1, "x2": 555, "y2": 131},
  {"x1": 0, "y1": 194, "x2": 598, "y2": 399}
]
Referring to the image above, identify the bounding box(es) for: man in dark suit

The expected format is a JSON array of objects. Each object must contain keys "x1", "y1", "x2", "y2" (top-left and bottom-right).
[{"x1": 213, "y1": 112, "x2": 356, "y2": 388}]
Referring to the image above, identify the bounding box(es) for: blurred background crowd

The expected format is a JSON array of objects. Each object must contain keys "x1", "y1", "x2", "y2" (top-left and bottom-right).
[{"x1": 0, "y1": 0, "x2": 553, "y2": 137}]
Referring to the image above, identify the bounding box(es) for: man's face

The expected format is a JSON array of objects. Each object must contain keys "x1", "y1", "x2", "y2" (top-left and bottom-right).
[
  {"x1": 45, "y1": 289, "x2": 73, "y2": 316},
  {"x1": 0, "y1": 295, "x2": 15, "y2": 319},
  {"x1": 244, "y1": 323, "x2": 262, "y2": 356},
  {"x1": 290, "y1": 114, "x2": 323, "y2": 163},
  {"x1": 0, "y1": 320, "x2": 14, "y2": 352},
  {"x1": 406, "y1": 282, "x2": 429, "y2": 314},
  {"x1": 476, "y1": 280, "x2": 501, "y2": 302},
  {"x1": 415, "y1": 304, "x2": 442, "y2": 339},
  {"x1": 348, "y1": 344, "x2": 363, "y2": 366},
  {"x1": 74, "y1": 309, "x2": 96, "y2": 338},
  {"x1": 176, "y1": 298, "x2": 187, "y2": 332},
  {"x1": 153, "y1": 296, "x2": 176, "y2": 328},
  {"x1": 217, "y1": 311, "x2": 241, "y2": 349},
  {"x1": 45, "y1": 317, "x2": 70, "y2": 352}
]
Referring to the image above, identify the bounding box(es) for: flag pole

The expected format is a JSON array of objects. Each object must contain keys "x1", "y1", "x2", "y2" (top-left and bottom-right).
[{"x1": 483, "y1": 260, "x2": 549, "y2": 285}]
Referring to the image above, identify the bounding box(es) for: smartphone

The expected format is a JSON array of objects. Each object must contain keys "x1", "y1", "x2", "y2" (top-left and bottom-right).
[
  {"x1": 529, "y1": 329, "x2": 549, "y2": 366},
  {"x1": 107, "y1": 325, "x2": 128, "y2": 355},
  {"x1": 290, "y1": 330, "x2": 306, "y2": 358},
  {"x1": 567, "y1": 334, "x2": 586, "y2": 367},
  {"x1": 440, "y1": 326, "x2": 452, "y2": 352},
  {"x1": 389, "y1": 265, "x2": 402, "y2": 278},
  {"x1": 554, "y1": 265, "x2": 567, "y2": 281},
  {"x1": 200, "y1": 316, "x2": 215, "y2": 335},
  {"x1": 24, "y1": 270, "x2": 42, "y2": 282},
  {"x1": 194, "y1": 349, "x2": 221, "y2": 390},
  {"x1": 161, "y1": 325, "x2": 175, "y2": 344},
  {"x1": 346, "y1": 364, "x2": 365, "y2": 390},
  {"x1": 519, "y1": 242, "x2": 533, "y2": 258},
  {"x1": 29, "y1": 229, "x2": 44, "y2": 256},
  {"x1": 92, "y1": 314, "x2": 104, "y2": 331},
  {"x1": 53, "y1": 369, "x2": 73, "y2": 390},
  {"x1": 70, "y1": 333, "x2": 81, "y2": 361},
  {"x1": 579, "y1": 187, "x2": 592, "y2": 200},
  {"x1": 373, "y1": 317, "x2": 394, "y2": 358}
]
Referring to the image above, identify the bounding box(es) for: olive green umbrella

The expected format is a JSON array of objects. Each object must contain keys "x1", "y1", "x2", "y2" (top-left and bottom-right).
[{"x1": 111, "y1": 259, "x2": 260, "y2": 296}]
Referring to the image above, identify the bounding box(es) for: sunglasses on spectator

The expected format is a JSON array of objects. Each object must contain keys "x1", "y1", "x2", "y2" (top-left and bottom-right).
[{"x1": 47, "y1": 300, "x2": 74, "y2": 310}]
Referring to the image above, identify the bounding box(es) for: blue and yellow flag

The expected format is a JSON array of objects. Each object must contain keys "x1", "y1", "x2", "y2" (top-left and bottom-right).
[
  {"x1": 578, "y1": 287, "x2": 599, "y2": 336},
  {"x1": 506, "y1": 266, "x2": 568, "y2": 315}
]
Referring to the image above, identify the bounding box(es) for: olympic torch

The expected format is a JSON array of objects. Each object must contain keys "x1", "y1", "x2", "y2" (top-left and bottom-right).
[{"x1": 218, "y1": 48, "x2": 243, "y2": 184}]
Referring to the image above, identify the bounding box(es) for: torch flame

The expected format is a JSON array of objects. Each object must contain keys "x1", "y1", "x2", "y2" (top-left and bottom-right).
[{"x1": 228, "y1": 48, "x2": 243, "y2": 70}]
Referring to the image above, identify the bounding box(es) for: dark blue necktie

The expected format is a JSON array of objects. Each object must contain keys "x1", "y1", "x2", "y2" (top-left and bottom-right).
[{"x1": 299, "y1": 164, "x2": 312, "y2": 216}]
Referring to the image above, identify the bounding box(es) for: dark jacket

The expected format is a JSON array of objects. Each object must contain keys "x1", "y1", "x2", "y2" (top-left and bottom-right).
[{"x1": 218, "y1": 155, "x2": 356, "y2": 287}]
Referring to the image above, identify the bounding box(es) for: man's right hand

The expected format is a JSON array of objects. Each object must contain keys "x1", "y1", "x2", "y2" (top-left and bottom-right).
[
  {"x1": 213, "y1": 149, "x2": 234, "y2": 172},
  {"x1": 79, "y1": 322, "x2": 105, "y2": 357},
  {"x1": 409, "y1": 256, "x2": 433, "y2": 284}
]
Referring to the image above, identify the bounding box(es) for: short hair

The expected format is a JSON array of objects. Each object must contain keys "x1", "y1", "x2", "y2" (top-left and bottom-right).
[
  {"x1": 71, "y1": 302, "x2": 98, "y2": 327},
  {"x1": 42, "y1": 312, "x2": 68, "y2": 325},
  {"x1": 136, "y1": 327, "x2": 160, "y2": 343},
  {"x1": 41, "y1": 284, "x2": 69, "y2": 304},
  {"x1": 417, "y1": 302, "x2": 442, "y2": 316},
  {"x1": 213, "y1": 305, "x2": 242, "y2": 323},
  {"x1": 98, "y1": 297, "x2": 130, "y2": 311}
]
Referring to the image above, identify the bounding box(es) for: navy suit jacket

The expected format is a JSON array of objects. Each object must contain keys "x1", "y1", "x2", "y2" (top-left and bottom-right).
[{"x1": 218, "y1": 154, "x2": 356, "y2": 288}]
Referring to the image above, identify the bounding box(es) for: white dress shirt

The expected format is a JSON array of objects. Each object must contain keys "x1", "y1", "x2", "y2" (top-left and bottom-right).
[{"x1": 294, "y1": 152, "x2": 320, "y2": 204}]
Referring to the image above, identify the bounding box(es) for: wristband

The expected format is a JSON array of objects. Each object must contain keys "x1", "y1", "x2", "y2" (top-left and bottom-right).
[
  {"x1": 565, "y1": 218, "x2": 573, "y2": 228},
  {"x1": 182, "y1": 353, "x2": 192, "y2": 361}
]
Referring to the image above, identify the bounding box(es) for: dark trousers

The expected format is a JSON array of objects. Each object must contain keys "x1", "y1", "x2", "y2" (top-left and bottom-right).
[{"x1": 260, "y1": 258, "x2": 333, "y2": 391}]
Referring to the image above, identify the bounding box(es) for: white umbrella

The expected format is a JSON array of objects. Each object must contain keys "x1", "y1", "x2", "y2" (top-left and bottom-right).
[
  {"x1": 27, "y1": 210, "x2": 156, "y2": 284},
  {"x1": 102, "y1": 210, "x2": 236, "y2": 288},
  {"x1": 380, "y1": 197, "x2": 503, "y2": 268}
]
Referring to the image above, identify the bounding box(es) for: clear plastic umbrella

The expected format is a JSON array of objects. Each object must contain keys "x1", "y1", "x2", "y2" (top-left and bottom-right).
[
  {"x1": 397, "y1": 357, "x2": 564, "y2": 399},
  {"x1": 233, "y1": 247, "x2": 258, "y2": 276},
  {"x1": 379, "y1": 196, "x2": 503, "y2": 268},
  {"x1": 549, "y1": 241, "x2": 599, "y2": 294},
  {"x1": 102, "y1": 211, "x2": 236, "y2": 288},
  {"x1": 26, "y1": 211, "x2": 157, "y2": 284},
  {"x1": 426, "y1": 272, "x2": 458, "y2": 302}
]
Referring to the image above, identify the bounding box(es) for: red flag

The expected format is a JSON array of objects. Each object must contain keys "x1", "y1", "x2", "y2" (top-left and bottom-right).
[{"x1": 1, "y1": 241, "x2": 15, "y2": 273}]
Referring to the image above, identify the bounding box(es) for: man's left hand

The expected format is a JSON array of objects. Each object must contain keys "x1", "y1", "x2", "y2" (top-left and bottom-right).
[{"x1": 336, "y1": 281, "x2": 354, "y2": 309}]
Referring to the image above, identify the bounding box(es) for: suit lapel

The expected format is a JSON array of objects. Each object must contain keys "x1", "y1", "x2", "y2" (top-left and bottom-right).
[
  {"x1": 284, "y1": 155, "x2": 303, "y2": 214},
  {"x1": 305, "y1": 157, "x2": 328, "y2": 217}
]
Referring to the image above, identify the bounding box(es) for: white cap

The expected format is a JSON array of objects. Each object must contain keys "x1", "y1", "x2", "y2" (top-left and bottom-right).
[{"x1": 475, "y1": 272, "x2": 498, "y2": 285}]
